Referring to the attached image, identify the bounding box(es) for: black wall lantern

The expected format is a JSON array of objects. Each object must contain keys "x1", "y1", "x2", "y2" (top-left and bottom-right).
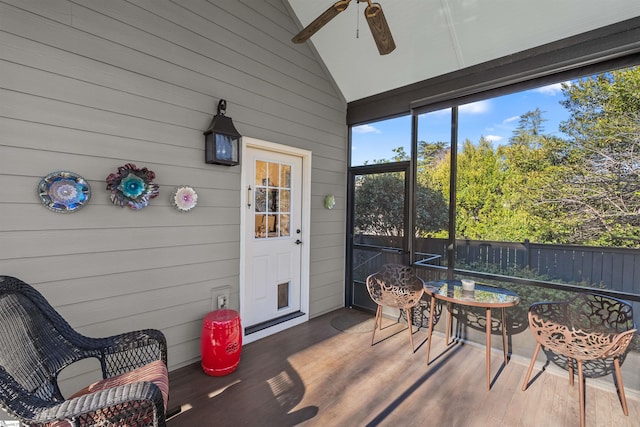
[{"x1": 204, "y1": 99, "x2": 241, "y2": 166}]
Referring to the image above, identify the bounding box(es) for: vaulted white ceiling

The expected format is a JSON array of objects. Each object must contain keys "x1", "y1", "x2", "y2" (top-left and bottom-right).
[{"x1": 285, "y1": 0, "x2": 640, "y2": 103}]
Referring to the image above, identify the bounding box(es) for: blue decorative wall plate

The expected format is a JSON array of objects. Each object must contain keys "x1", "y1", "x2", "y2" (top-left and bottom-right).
[
  {"x1": 38, "y1": 171, "x2": 91, "y2": 213},
  {"x1": 106, "y1": 163, "x2": 159, "y2": 210}
]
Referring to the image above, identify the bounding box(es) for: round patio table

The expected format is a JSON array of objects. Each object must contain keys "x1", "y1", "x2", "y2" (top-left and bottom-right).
[{"x1": 423, "y1": 280, "x2": 520, "y2": 390}]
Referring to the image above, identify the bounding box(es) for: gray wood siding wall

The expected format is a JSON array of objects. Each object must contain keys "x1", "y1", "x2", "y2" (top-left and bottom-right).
[{"x1": 0, "y1": 0, "x2": 346, "y2": 393}]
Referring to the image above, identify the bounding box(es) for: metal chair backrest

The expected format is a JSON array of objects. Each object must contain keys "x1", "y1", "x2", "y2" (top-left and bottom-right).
[
  {"x1": 366, "y1": 264, "x2": 424, "y2": 309},
  {"x1": 566, "y1": 292, "x2": 635, "y2": 334}
]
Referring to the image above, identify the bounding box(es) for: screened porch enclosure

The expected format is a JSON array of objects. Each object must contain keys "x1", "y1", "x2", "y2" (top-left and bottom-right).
[
  {"x1": 346, "y1": 64, "x2": 640, "y2": 397},
  {"x1": 348, "y1": 65, "x2": 640, "y2": 312}
]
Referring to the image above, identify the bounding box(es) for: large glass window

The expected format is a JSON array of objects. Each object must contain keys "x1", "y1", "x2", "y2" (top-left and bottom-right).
[
  {"x1": 351, "y1": 65, "x2": 640, "y2": 303},
  {"x1": 414, "y1": 109, "x2": 451, "y2": 269},
  {"x1": 351, "y1": 115, "x2": 411, "y2": 166},
  {"x1": 455, "y1": 88, "x2": 570, "y2": 244},
  {"x1": 453, "y1": 67, "x2": 640, "y2": 296}
]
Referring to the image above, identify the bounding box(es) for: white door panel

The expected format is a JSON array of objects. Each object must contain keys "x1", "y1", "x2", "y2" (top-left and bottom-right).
[{"x1": 244, "y1": 147, "x2": 302, "y2": 327}]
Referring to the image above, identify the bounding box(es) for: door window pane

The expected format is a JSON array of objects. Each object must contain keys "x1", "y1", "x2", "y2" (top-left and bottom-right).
[
  {"x1": 253, "y1": 159, "x2": 293, "y2": 239},
  {"x1": 255, "y1": 161, "x2": 267, "y2": 186},
  {"x1": 280, "y1": 165, "x2": 291, "y2": 187},
  {"x1": 268, "y1": 163, "x2": 280, "y2": 186},
  {"x1": 280, "y1": 189, "x2": 291, "y2": 212}
]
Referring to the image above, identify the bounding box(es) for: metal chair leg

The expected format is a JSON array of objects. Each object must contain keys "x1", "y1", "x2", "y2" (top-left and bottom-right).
[
  {"x1": 426, "y1": 295, "x2": 436, "y2": 364},
  {"x1": 614, "y1": 357, "x2": 630, "y2": 416},
  {"x1": 568, "y1": 357, "x2": 574, "y2": 386},
  {"x1": 371, "y1": 305, "x2": 382, "y2": 346},
  {"x1": 406, "y1": 308, "x2": 414, "y2": 352},
  {"x1": 578, "y1": 360, "x2": 585, "y2": 427},
  {"x1": 522, "y1": 342, "x2": 541, "y2": 391}
]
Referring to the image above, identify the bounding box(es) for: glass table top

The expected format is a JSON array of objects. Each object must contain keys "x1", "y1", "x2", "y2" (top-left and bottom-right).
[{"x1": 424, "y1": 280, "x2": 520, "y2": 307}]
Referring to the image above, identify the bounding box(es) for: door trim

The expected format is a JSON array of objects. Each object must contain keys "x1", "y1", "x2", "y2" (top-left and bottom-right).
[{"x1": 240, "y1": 137, "x2": 311, "y2": 344}]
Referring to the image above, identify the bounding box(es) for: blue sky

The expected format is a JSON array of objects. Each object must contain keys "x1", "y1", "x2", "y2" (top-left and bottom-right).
[{"x1": 351, "y1": 82, "x2": 571, "y2": 165}]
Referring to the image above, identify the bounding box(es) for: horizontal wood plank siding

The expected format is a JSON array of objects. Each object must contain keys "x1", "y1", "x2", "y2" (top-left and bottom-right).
[{"x1": 0, "y1": 0, "x2": 346, "y2": 392}]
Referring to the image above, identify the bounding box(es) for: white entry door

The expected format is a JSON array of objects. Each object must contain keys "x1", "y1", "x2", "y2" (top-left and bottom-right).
[{"x1": 242, "y1": 144, "x2": 305, "y2": 331}]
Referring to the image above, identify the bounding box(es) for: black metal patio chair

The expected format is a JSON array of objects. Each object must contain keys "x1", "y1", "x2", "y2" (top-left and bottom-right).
[{"x1": 0, "y1": 275, "x2": 169, "y2": 426}]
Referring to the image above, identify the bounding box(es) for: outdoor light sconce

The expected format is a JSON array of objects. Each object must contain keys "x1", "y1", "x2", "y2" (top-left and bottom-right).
[
  {"x1": 204, "y1": 99, "x2": 241, "y2": 166},
  {"x1": 324, "y1": 194, "x2": 336, "y2": 210}
]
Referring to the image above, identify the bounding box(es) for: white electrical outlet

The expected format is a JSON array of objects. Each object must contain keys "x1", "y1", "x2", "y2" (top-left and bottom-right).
[
  {"x1": 210, "y1": 286, "x2": 230, "y2": 310},
  {"x1": 217, "y1": 295, "x2": 228, "y2": 309}
]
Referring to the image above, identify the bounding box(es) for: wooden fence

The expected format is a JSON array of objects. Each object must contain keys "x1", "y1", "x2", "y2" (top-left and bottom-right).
[{"x1": 358, "y1": 235, "x2": 640, "y2": 296}]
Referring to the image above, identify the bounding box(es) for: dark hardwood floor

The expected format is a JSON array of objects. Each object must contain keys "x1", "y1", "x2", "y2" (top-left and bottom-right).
[{"x1": 166, "y1": 308, "x2": 639, "y2": 427}]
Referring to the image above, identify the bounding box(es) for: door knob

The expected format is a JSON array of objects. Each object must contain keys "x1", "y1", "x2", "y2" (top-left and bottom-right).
[{"x1": 295, "y1": 239, "x2": 302, "y2": 245}]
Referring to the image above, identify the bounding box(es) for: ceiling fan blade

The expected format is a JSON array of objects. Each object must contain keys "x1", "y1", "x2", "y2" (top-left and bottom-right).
[
  {"x1": 365, "y1": 2, "x2": 396, "y2": 55},
  {"x1": 292, "y1": 0, "x2": 351, "y2": 44}
]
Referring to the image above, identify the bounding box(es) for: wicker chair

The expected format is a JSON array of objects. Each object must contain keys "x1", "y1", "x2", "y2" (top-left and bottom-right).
[
  {"x1": 522, "y1": 292, "x2": 637, "y2": 427},
  {"x1": 366, "y1": 264, "x2": 425, "y2": 352},
  {"x1": 0, "y1": 276, "x2": 169, "y2": 426}
]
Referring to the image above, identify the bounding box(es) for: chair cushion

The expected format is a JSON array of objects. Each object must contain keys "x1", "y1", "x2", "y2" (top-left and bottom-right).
[
  {"x1": 70, "y1": 360, "x2": 169, "y2": 408},
  {"x1": 46, "y1": 360, "x2": 168, "y2": 427}
]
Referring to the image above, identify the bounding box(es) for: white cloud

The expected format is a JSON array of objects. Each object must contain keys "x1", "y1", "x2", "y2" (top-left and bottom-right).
[
  {"x1": 352, "y1": 124, "x2": 381, "y2": 134},
  {"x1": 503, "y1": 115, "x2": 520, "y2": 123},
  {"x1": 485, "y1": 135, "x2": 503, "y2": 142},
  {"x1": 534, "y1": 82, "x2": 567, "y2": 96},
  {"x1": 459, "y1": 100, "x2": 490, "y2": 114}
]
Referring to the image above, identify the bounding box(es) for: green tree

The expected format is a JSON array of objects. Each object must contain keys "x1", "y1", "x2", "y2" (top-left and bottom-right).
[
  {"x1": 454, "y1": 137, "x2": 505, "y2": 239},
  {"x1": 354, "y1": 172, "x2": 448, "y2": 237},
  {"x1": 554, "y1": 68, "x2": 640, "y2": 246},
  {"x1": 418, "y1": 140, "x2": 448, "y2": 164},
  {"x1": 511, "y1": 108, "x2": 546, "y2": 144},
  {"x1": 498, "y1": 109, "x2": 572, "y2": 242}
]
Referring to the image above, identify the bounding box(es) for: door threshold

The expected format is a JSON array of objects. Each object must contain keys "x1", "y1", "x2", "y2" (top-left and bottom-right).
[{"x1": 245, "y1": 311, "x2": 305, "y2": 335}]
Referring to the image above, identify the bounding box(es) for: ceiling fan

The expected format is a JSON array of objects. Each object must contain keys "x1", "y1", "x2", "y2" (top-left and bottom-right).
[{"x1": 291, "y1": 0, "x2": 396, "y2": 55}]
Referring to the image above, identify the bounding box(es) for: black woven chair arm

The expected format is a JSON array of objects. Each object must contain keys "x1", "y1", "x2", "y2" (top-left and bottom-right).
[
  {"x1": 93, "y1": 329, "x2": 167, "y2": 377},
  {"x1": 97, "y1": 329, "x2": 167, "y2": 357},
  {"x1": 32, "y1": 381, "x2": 166, "y2": 427},
  {"x1": 0, "y1": 365, "x2": 62, "y2": 421}
]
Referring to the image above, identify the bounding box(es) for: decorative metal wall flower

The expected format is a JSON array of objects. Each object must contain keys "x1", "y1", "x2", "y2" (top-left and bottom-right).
[
  {"x1": 106, "y1": 163, "x2": 159, "y2": 210},
  {"x1": 171, "y1": 186, "x2": 198, "y2": 212},
  {"x1": 38, "y1": 171, "x2": 91, "y2": 213}
]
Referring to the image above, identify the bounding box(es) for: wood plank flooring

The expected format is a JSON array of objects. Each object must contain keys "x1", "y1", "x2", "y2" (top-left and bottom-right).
[{"x1": 166, "y1": 308, "x2": 639, "y2": 427}]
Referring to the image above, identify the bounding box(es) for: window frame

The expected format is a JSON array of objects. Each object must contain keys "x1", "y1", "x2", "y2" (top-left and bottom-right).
[
  {"x1": 347, "y1": 18, "x2": 640, "y2": 302},
  {"x1": 347, "y1": 17, "x2": 640, "y2": 125}
]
